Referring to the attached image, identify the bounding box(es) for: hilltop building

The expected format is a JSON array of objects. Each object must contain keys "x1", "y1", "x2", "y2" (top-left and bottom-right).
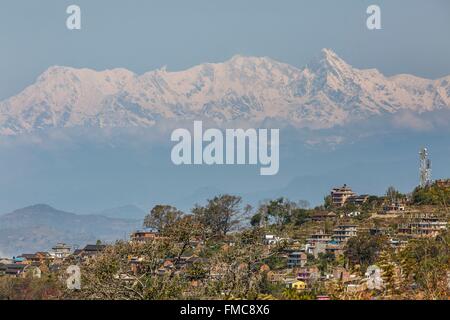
[
  {"x1": 435, "y1": 179, "x2": 450, "y2": 188},
  {"x1": 347, "y1": 195, "x2": 370, "y2": 206},
  {"x1": 331, "y1": 185, "x2": 355, "y2": 207},
  {"x1": 383, "y1": 202, "x2": 406, "y2": 214},
  {"x1": 398, "y1": 216, "x2": 447, "y2": 238},
  {"x1": 330, "y1": 185, "x2": 369, "y2": 207}
]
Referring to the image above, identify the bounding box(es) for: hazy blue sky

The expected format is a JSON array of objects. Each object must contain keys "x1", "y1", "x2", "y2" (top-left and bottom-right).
[{"x1": 1, "y1": 0, "x2": 449, "y2": 100}]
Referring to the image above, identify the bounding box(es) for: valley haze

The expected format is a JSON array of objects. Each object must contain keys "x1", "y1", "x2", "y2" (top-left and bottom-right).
[
  {"x1": 1, "y1": 49, "x2": 450, "y2": 227},
  {"x1": 1, "y1": 49, "x2": 450, "y2": 135}
]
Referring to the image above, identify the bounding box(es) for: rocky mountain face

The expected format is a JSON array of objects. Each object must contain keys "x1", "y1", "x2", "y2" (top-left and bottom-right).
[{"x1": 1, "y1": 49, "x2": 450, "y2": 135}]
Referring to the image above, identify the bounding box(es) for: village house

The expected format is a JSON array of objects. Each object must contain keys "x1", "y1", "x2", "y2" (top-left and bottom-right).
[
  {"x1": 305, "y1": 231, "x2": 332, "y2": 258},
  {"x1": 2, "y1": 264, "x2": 26, "y2": 277},
  {"x1": 331, "y1": 185, "x2": 369, "y2": 207},
  {"x1": 331, "y1": 225, "x2": 358, "y2": 244},
  {"x1": 156, "y1": 260, "x2": 175, "y2": 275},
  {"x1": 382, "y1": 202, "x2": 406, "y2": 214},
  {"x1": 130, "y1": 229, "x2": 161, "y2": 243},
  {"x1": 50, "y1": 243, "x2": 72, "y2": 260},
  {"x1": 0, "y1": 258, "x2": 13, "y2": 265},
  {"x1": 72, "y1": 244, "x2": 107, "y2": 263},
  {"x1": 347, "y1": 195, "x2": 369, "y2": 206},
  {"x1": 17, "y1": 252, "x2": 51, "y2": 265},
  {"x1": 398, "y1": 216, "x2": 447, "y2": 238},
  {"x1": 14, "y1": 255, "x2": 34, "y2": 265},
  {"x1": 266, "y1": 270, "x2": 290, "y2": 284},
  {"x1": 11, "y1": 256, "x2": 26, "y2": 264},
  {"x1": 311, "y1": 211, "x2": 337, "y2": 222},
  {"x1": 263, "y1": 234, "x2": 282, "y2": 245},
  {"x1": 291, "y1": 280, "x2": 307, "y2": 291},
  {"x1": 325, "y1": 243, "x2": 345, "y2": 257},
  {"x1": 80, "y1": 244, "x2": 106, "y2": 257},
  {"x1": 306, "y1": 231, "x2": 332, "y2": 244},
  {"x1": 35, "y1": 252, "x2": 52, "y2": 264},
  {"x1": 287, "y1": 252, "x2": 307, "y2": 268},
  {"x1": 129, "y1": 256, "x2": 143, "y2": 274},
  {"x1": 296, "y1": 266, "x2": 320, "y2": 284},
  {"x1": 283, "y1": 276, "x2": 298, "y2": 288}
]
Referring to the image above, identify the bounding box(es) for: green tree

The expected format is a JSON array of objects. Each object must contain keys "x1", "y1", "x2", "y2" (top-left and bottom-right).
[
  {"x1": 344, "y1": 234, "x2": 389, "y2": 272},
  {"x1": 192, "y1": 194, "x2": 242, "y2": 238},
  {"x1": 385, "y1": 186, "x2": 405, "y2": 203},
  {"x1": 250, "y1": 212, "x2": 262, "y2": 227},
  {"x1": 378, "y1": 250, "x2": 399, "y2": 296},
  {"x1": 282, "y1": 288, "x2": 315, "y2": 300},
  {"x1": 399, "y1": 231, "x2": 450, "y2": 299},
  {"x1": 143, "y1": 205, "x2": 183, "y2": 234},
  {"x1": 317, "y1": 252, "x2": 336, "y2": 274},
  {"x1": 291, "y1": 208, "x2": 310, "y2": 226},
  {"x1": 412, "y1": 183, "x2": 450, "y2": 213},
  {"x1": 266, "y1": 198, "x2": 298, "y2": 227},
  {"x1": 0, "y1": 274, "x2": 63, "y2": 300},
  {"x1": 323, "y1": 195, "x2": 332, "y2": 209}
]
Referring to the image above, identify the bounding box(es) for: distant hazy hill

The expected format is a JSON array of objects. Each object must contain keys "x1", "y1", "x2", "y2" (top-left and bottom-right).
[
  {"x1": 0, "y1": 204, "x2": 139, "y2": 257},
  {"x1": 93, "y1": 204, "x2": 146, "y2": 221}
]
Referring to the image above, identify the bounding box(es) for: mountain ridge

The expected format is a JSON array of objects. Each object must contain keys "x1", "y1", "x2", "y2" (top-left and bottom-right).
[
  {"x1": 1, "y1": 49, "x2": 450, "y2": 135},
  {"x1": 0, "y1": 204, "x2": 139, "y2": 257},
  {"x1": 90, "y1": 205, "x2": 146, "y2": 221}
]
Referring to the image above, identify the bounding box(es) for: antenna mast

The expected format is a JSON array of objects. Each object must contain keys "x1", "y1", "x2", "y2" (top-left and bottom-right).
[{"x1": 419, "y1": 147, "x2": 432, "y2": 187}]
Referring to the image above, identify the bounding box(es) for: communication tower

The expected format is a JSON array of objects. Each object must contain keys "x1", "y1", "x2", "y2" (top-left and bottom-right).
[{"x1": 419, "y1": 147, "x2": 432, "y2": 187}]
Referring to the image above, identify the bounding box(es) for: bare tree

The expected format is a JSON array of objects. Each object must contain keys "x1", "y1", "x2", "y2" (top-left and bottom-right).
[{"x1": 192, "y1": 195, "x2": 242, "y2": 238}]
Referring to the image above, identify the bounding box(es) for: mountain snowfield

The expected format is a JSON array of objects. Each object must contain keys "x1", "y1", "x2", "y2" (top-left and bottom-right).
[{"x1": 1, "y1": 49, "x2": 450, "y2": 135}]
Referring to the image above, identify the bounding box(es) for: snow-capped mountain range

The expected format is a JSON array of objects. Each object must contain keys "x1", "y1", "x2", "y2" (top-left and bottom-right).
[{"x1": 1, "y1": 49, "x2": 450, "y2": 135}]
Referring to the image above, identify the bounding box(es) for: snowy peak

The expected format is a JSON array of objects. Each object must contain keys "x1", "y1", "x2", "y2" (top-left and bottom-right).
[
  {"x1": 36, "y1": 66, "x2": 135, "y2": 87},
  {"x1": 305, "y1": 49, "x2": 362, "y2": 91},
  {"x1": 1, "y1": 49, "x2": 450, "y2": 135},
  {"x1": 308, "y1": 49, "x2": 349, "y2": 69},
  {"x1": 225, "y1": 54, "x2": 296, "y2": 72}
]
